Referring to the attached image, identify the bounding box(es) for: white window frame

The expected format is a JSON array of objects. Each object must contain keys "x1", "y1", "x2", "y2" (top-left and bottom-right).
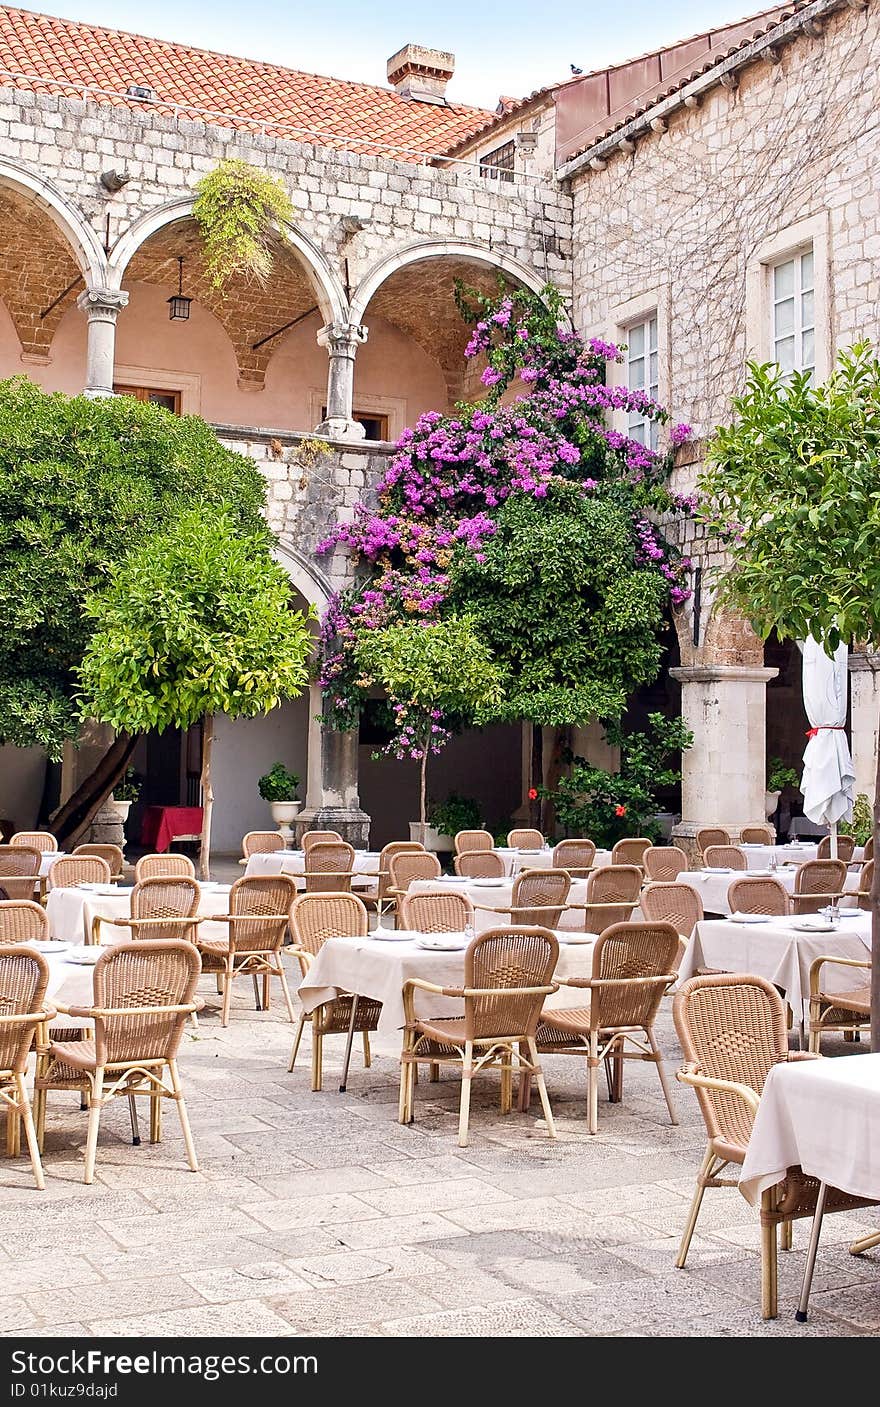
[
  {"x1": 745, "y1": 213, "x2": 830, "y2": 383},
  {"x1": 606, "y1": 289, "x2": 668, "y2": 448},
  {"x1": 770, "y1": 248, "x2": 815, "y2": 379},
  {"x1": 625, "y1": 312, "x2": 660, "y2": 449}
]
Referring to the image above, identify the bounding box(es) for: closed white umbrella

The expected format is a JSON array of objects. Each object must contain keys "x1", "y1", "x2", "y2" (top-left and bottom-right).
[{"x1": 800, "y1": 637, "x2": 855, "y2": 857}]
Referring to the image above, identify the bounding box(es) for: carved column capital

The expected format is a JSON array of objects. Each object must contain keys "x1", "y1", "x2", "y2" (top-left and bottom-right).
[
  {"x1": 76, "y1": 287, "x2": 130, "y2": 318},
  {"x1": 317, "y1": 321, "x2": 369, "y2": 357}
]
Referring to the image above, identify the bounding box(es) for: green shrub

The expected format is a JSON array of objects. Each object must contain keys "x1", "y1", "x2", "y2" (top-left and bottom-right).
[{"x1": 258, "y1": 763, "x2": 301, "y2": 803}]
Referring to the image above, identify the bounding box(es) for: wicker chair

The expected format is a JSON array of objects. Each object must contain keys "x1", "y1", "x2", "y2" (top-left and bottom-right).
[
  {"x1": 400, "y1": 890, "x2": 474, "y2": 934},
  {"x1": 93, "y1": 876, "x2": 201, "y2": 945},
  {"x1": 672, "y1": 972, "x2": 875, "y2": 1318},
  {"x1": 475, "y1": 868, "x2": 570, "y2": 928},
  {"x1": 791, "y1": 858, "x2": 847, "y2": 915},
  {"x1": 808, "y1": 955, "x2": 871, "y2": 1053},
  {"x1": 360, "y1": 841, "x2": 423, "y2": 916},
  {"x1": 388, "y1": 850, "x2": 441, "y2": 894},
  {"x1": 195, "y1": 875, "x2": 297, "y2": 1027},
  {"x1": 640, "y1": 881, "x2": 703, "y2": 938},
  {"x1": 48, "y1": 855, "x2": 111, "y2": 890},
  {"x1": 696, "y1": 827, "x2": 732, "y2": 855},
  {"x1": 287, "y1": 892, "x2": 382, "y2": 1091},
  {"x1": 0, "y1": 846, "x2": 41, "y2": 900},
  {"x1": 533, "y1": 922, "x2": 680, "y2": 1133},
  {"x1": 242, "y1": 831, "x2": 285, "y2": 859},
  {"x1": 399, "y1": 926, "x2": 559, "y2": 1146},
  {"x1": 0, "y1": 946, "x2": 53, "y2": 1189},
  {"x1": 134, "y1": 853, "x2": 196, "y2": 882},
  {"x1": 816, "y1": 834, "x2": 856, "y2": 862},
  {"x1": 864, "y1": 836, "x2": 874, "y2": 863},
  {"x1": 10, "y1": 832, "x2": 57, "y2": 854},
  {"x1": 39, "y1": 941, "x2": 200, "y2": 1183},
  {"x1": 552, "y1": 839, "x2": 597, "y2": 878},
  {"x1": 454, "y1": 830, "x2": 493, "y2": 855},
  {"x1": 301, "y1": 830, "x2": 344, "y2": 853},
  {"x1": 0, "y1": 900, "x2": 49, "y2": 944},
  {"x1": 455, "y1": 850, "x2": 505, "y2": 879},
  {"x1": 507, "y1": 828, "x2": 544, "y2": 850},
  {"x1": 703, "y1": 845, "x2": 747, "y2": 871},
  {"x1": 856, "y1": 858, "x2": 873, "y2": 910},
  {"x1": 611, "y1": 838, "x2": 652, "y2": 869},
  {"x1": 643, "y1": 846, "x2": 688, "y2": 883},
  {"x1": 579, "y1": 864, "x2": 642, "y2": 934},
  {"x1": 73, "y1": 844, "x2": 125, "y2": 880},
  {"x1": 304, "y1": 841, "x2": 355, "y2": 894},
  {"x1": 727, "y1": 875, "x2": 789, "y2": 917},
  {"x1": 741, "y1": 825, "x2": 776, "y2": 845}
]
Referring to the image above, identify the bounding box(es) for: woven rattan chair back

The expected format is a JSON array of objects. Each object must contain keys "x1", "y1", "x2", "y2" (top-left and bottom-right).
[
  {"x1": 226, "y1": 875, "x2": 297, "y2": 951},
  {"x1": 858, "y1": 859, "x2": 873, "y2": 910},
  {"x1": 454, "y1": 829, "x2": 493, "y2": 855},
  {"x1": 134, "y1": 853, "x2": 196, "y2": 882},
  {"x1": 74, "y1": 844, "x2": 124, "y2": 878},
  {"x1": 464, "y1": 926, "x2": 558, "y2": 1040},
  {"x1": 454, "y1": 850, "x2": 505, "y2": 879},
  {"x1": 0, "y1": 945, "x2": 48, "y2": 1074},
  {"x1": 552, "y1": 839, "x2": 596, "y2": 876},
  {"x1": 401, "y1": 890, "x2": 474, "y2": 933},
  {"x1": 10, "y1": 832, "x2": 56, "y2": 853},
  {"x1": 389, "y1": 851, "x2": 441, "y2": 891},
  {"x1": 290, "y1": 892, "x2": 368, "y2": 961},
  {"x1": 740, "y1": 825, "x2": 775, "y2": 845},
  {"x1": 301, "y1": 830, "x2": 344, "y2": 854},
  {"x1": 507, "y1": 829, "x2": 544, "y2": 850},
  {"x1": 376, "y1": 842, "x2": 424, "y2": 901},
  {"x1": 611, "y1": 838, "x2": 652, "y2": 868},
  {"x1": 242, "y1": 831, "x2": 285, "y2": 858},
  {"x1": 91, "y1": 940, "x2": 200, "y2": 1066},
  {"x1": 643, "y1": 846, "x2": 688, "y2": 882},
  {"x1": 304, "y1": 841, "x2": 355, "y2": 894},
  {"x1": 703, "y1": 845, "x2": 746, "y2": 871},
  {"x1": 727, "y1": 875, "x2": 789, "y2": 916},
  {"x1": 640, "y1": 882, "x2": 703, "y2": 936},
  {"x1": 130, "y1": 877, "x2": 200, "y2": 941},
  {"x1": 582, "y1": 863, "x2": 642, "y2": 934},
  {"x1": 0, "y1": 900, "x2": 49, "y2": 945},
  {"x1": 49, "y1": 855, "x2": 111, "y2": 888},
  {"x1": 673, "y1": 972, "x2": 788, "y2": 1155},
  {"x1": 696, "y1": 827, "x2": 731, "y2": 854},
  {"x1": 793, "y1": 859, "x2": 846, "y2": 912},
  {"x1": 512, "y1": 867, "x2": 570, "y2": 926},
  {"x1": 864, "y1": 836, "x2": 874, "y2": 863},
  {"x1": 0, "y1": 846, "x2": 41, "y2": 899},
  {"x1": 590, "y1": 922, "x2": 680, "y2": 1029},
  {"x1": 816, "y1": 834, "x2": 856, "y2": 862}
]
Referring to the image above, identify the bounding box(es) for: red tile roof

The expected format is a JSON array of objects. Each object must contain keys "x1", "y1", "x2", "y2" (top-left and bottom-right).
[{"x1": 0, "y1": 5, "x2": 492, "y2": 161}]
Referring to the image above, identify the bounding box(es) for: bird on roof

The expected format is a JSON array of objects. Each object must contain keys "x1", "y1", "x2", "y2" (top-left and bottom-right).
[{"x1": 570, "y1": 64, "x2": 584, "y2": 75}]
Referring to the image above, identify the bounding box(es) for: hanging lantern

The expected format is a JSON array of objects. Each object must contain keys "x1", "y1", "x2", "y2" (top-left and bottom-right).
[{"x1": 167, "y1": 256, "x2": 192, "y2": 321}]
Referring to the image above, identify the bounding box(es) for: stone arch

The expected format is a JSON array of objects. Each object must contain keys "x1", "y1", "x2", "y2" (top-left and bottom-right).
[
  {"x1": 349, "y1": 240, "x2": 558, "y2": 326},
  {"x1": 107, "y1": 198, "x2": 347, "y2": 325},
  {"x1": 272, "y1": 542, "x2": 333, "y2": 615},
  {"x1": 0, "y1": 160, "x2": 107, "y2": 286},
  {"x1": 700, "y1": 602, "x2": 764, "y2": 667}
]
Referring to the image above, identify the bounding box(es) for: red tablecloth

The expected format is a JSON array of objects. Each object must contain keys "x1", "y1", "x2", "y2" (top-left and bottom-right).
[{"x1": 140, "y1": 805, "x2": 203, "y2": 853}]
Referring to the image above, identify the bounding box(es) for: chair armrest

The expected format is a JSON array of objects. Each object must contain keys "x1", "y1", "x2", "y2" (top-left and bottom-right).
[
  {"x1": 809, "y1": 954, "x2": 871, "y2": 995},
  {"x1": 61, "y1": 1004, "x2": 93, "y2": 1020},
  {"x1": 676, "y1": 1063, "x2": 760, "y2": 1115},
  {"x1": 460, "y1": 982, "x2": 558, "y2": 998},
  {"x1": 126, "y1": 916, "x2": 204, "y2": 931},
  {"x1": 403, "y1": 977, "x2": 465, "y2": 998},
  {"x1": 787, "y1": 1051, "x2": 821, "y2": 1062},
  {"x1": 87, "y1": 1002, "x2": 198, "y2": 1018}
]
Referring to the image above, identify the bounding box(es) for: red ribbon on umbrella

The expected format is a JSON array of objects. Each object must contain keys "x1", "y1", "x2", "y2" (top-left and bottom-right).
[{"x1": 805, "y1": 725, "x2": 846, "y2": 738}]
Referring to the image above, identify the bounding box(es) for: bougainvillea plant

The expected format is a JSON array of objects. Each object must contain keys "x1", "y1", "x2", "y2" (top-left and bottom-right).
[{"x1": 317, "y1": 282, "x2": 692, "y2": 798}]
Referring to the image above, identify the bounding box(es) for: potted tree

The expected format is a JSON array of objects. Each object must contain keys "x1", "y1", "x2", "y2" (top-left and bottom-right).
[
  {"x1": 422, "y1": 794, "x2": 482, "y2": 853},
  {"x1": 766, "y1": 758, "x2": 800, "y2": 820},
  {"x1": 258, "y1": 762, "x2": 302, "y2": 843}
]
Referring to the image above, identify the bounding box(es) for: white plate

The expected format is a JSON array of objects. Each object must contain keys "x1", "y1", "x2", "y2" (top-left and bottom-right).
[
  {"x1": 371, "y1": 929, "x2": 415, "y2": 942},
  {"x1": 80, "y1": 883, "x2": 120, "y2": 896},
  {"x1": 557, "y1": 932, "x2": 593, "y2": 944},
  {"x1": 704, "y1": 867, "x2": 732, "y2": 874},
  {"x1": 729, "y1": 913, "x2": 772, "y2": 924},
  {"x1": 792, "y1": 920, "x2": 836, "y2": 933},
  {"x1": 438, "y1": 875, "x2": 469, "y2": 883},
  {"x1": 741, "y1": 844, "x2": 764, "y2": 849},
  {"x1": 416, "y1": 935, "x2": 467, "y2": 952},
  {"x1": 66, "y1": 949, "x2": 101, "y2": 965},
  {"x1": 516, "y1": 849, "x2": 544, "y2": 855},
  {"x1": 31, "y1": 940, "x2": 70, "y2": 953},
  {"x1": 471, "y1": 879, "x2": 506, "y2": 888},
  {"x1": 749, "y1": 869, "x2": 772, "y2": 877}
]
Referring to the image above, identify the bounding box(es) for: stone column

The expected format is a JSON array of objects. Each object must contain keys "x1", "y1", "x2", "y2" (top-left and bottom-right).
[
  {"x1": 849, "y1": 652, "x2": 880, "y2": 802},
  {"x1": 295, "y1": 683, "x2": 371, "y2": 846},
  {"x1": 315, "y1": 322, "x2": 368, "y2": 440},
  {"x1": 77, "y1": 287, "x2": 129, "y2": 398},
  {"x1": 670, "y1": 664, "x2": 778, "y2": 854}
]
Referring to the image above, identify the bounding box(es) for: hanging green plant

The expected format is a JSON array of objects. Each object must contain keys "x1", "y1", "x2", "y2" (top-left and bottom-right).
[{"x1": 192, "y1": 159, "x2": 296, "y2": 289}]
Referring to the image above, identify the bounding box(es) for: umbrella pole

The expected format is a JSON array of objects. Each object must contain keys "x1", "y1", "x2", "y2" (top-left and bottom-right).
[{"x1": 830, "y1": 821, "x2": 837, "y2": 860}]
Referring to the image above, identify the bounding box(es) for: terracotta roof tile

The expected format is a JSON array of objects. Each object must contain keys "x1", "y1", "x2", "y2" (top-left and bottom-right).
[{"x1": 0, "y1": 5, "x2": 491, "y2": 160}]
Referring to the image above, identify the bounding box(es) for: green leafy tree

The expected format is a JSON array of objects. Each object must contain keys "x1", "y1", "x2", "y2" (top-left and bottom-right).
[
  {"x1": 0, "y1": 377, "x2": 266, "y2": 840},
  {"x1": 354, "y1": 618, "x2": 502, "y2": 838},
  {"x1": 698, "y1": 342, "x2": 880, "y2": 1032},
  {"x1": 78, "y1": 511, "x2": 314, "y2": 876}
]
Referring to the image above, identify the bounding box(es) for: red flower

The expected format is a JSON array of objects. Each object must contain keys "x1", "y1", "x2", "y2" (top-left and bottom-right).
[
  {"x1": 615, "y1": 804, "x2": 627, "y2": 817},
  {"x1": 527, "y1": 787, "x2": 538, "y2": 800}
]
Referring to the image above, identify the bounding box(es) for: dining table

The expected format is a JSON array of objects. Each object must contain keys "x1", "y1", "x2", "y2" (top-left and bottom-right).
[
  {"x1": 678, "y1": 866, "x2": 860, "y2": 916},
  {"x1": 243, "y1": 850, "x2": 380, "y2": 888},
  {"x1": 493, "y1": 846, "x2": 613, "y2": 875},
  {"x1": 407, "y1": 875, "x2": 594, "y2": 933},
  {"x1": 139, "y1": 805, "x2": 203, "y2": 853},
  {"x1": 45, "y1": 882, "x2": 233, "y2": 944},
  {"x1": 737, "y1": 842, "x2": 819, "y2": 869},
  {"x1": 678, "y1": 909, "x2": 872, "y2": 1024},
  {"x1": 739, "y1": 1052, "x2": 880, "y2": 1320}
]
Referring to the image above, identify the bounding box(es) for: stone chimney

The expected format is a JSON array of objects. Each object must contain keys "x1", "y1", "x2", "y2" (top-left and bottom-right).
[{"x1": 387, "y1": 44, "x2": 454, "y2": 104}]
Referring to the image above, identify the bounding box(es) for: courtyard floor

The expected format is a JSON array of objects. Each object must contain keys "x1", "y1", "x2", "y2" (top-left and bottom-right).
[{"x1": 3, "y1": 919, "x2": 879, "y2": 1341}]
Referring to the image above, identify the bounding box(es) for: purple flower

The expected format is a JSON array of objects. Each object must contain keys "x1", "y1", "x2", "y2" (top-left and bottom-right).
[{"x1": 481, "y1": 367, "x2": 503, "y2": 387}]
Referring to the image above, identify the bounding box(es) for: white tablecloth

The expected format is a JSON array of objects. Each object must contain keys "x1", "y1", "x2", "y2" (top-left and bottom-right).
[
  {"x1": 738, "y1": 843, "x2": 818, "y2": 869},
  {"x1": 297, "y1": 931, "x2": 595, "y2": 1035},
  {"x1": 492, "y1": 847, "x2": 613, "y2": 876},
  {"x1": 244, "y1": 851, "x2": 379, "y2": 889},
  {"x1": 39, "y1": 852, "x2": 68, "y2": 879},
  {"x1": 680, "y1": 867, "x2": 859, "y2": 916},
  {"x1": 408, "y1": 877, "x2": 591, "y2": 933},
  {"x1": 740, "y1": 1053, "x2": 880, "y2": 1205},
  {"x1": 46, "y1": 884, "x2": 232, "y2": 944},
  {"x1": 678, "y1": 912, "x2": 871, "y2": 1017}
]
